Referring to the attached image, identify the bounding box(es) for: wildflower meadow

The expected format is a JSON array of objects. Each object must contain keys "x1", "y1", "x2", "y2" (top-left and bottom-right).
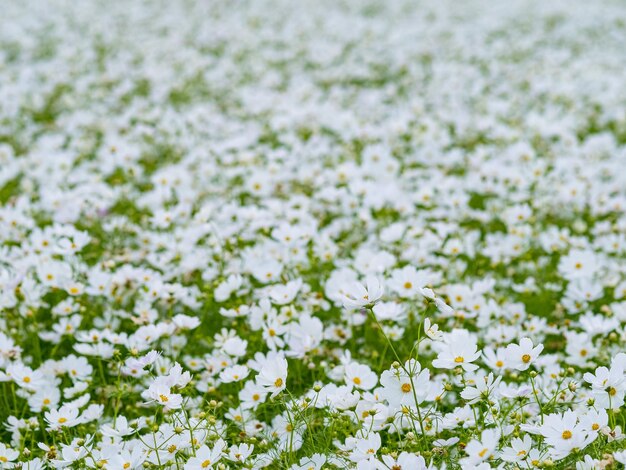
[{"x1": 2, "y1": 0, "x2": 626, "y2": 468}]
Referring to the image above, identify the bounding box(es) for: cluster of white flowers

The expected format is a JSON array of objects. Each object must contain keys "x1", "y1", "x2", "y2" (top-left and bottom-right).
[{"x1": 1, "y1": 0, "x2": 626, "y2": 468}]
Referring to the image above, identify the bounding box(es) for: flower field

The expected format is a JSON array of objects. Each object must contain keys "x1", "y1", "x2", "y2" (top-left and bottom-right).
[{"x1": 2, "y1": 0, "x2": 626, "y2": 468}]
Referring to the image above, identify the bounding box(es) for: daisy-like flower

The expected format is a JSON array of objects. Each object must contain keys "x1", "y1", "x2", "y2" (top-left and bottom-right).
[
  {"x1": 256, "y1": 355, "x2": 288, "y2": 398},
  {"x1": 558, "y1": 249, "x2": 599, "y2": 280},
  {"x1": 380, "y1": 452, "x2": 428, "y2": 470},
  {"x1": 144, "y1": 377, "x2": 183, "y2": 410},
  {"x1": 380, "y1": 359, "x2": 431, "y2": 408},
  {"x1": 460, "y1": 372, "x2": 501, "y2": 404},
  {"x1": 0, "y1": 443, "x2": 19, "y2": 467},
  {"x1": 268, "y1": 278, "x2": 303, "y2": 305},
  {"x1": 219, "y1": 365, "x2": 250, "y2": 383},
  {"x1": 344, "y1": 362, "x2": 378, "y2": 390},
  {"x1": 505, "y1": 337, "x2": 544, "y2": 371},
  {"x1": 482, "y1": 347, "x2": 508, "y2": 372},
  {"x1": 44, "y1": 404, "x2": 81, "y2": 430},
  {"x1": 183, "y1": 439, "x2": 226, "y2": 470},
  {"x1": 539, "y1": 411, "x2": 593, "y2": 460},
  {"x1": 226, "y1": 443, "x2": 254, "y2": 463},
  {"x1": 499, "y1": 435, "x2": 533, "y2": 463},
  {"x1": 6, "y1": 363, "x2": 46, "y2": 391},
  {"x1": 583, "y1": 365, "x2": 626, "y2": 409},
  {"x1": 348, "y1": 432, "x2": 381, "y2": 463},
  {"x1": 388, "y1": 266, "x2": 430, "y2": 299},
  {"x1": 423, "y1": 318, "x2": 443, "y2": 341},
  {"x1": 340, "y1": 276, "x2": 384, "y2": 309},
  {"x1": 461, "y1": 428, "x2": 499, "y2": 465},
  {"x1": 108, "y1": 446, "x2": 146, "y2": 470},
  {"x1": 432, "y1": 331, "x2": 481, "y2": 371}
]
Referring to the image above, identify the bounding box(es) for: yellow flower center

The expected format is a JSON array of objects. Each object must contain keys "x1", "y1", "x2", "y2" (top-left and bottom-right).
[
  {"x1": 454, "y1": 356, "x2": 464, "y2": 363},
  {"x1": 401, "y1": 383, "x2": 412, "y2": 393},
  {"x1": 521, "y1": 354, "x2": 531, "y2": 363},
  {"x1": 562, "y1": 430, "x2": 572, "y2": 439}
]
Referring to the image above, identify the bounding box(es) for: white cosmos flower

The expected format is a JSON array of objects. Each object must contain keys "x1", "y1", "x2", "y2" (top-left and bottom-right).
[
  {"x1": 256, "y1": 355, "x2": 288, "y2": 398},
  {"x1": 340, "y1": 276, "x2": 384, "y2": 309},
  {"x1": 505, "y1": 337, "x2": 544, "y2": 371}
]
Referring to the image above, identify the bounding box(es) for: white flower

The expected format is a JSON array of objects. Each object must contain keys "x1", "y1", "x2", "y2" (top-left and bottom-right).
[
  {"x1": 44, "y1": 404, "x2": 81, "y2": 430},
  {"x1": 462, "y1": 428, "x2": 499, "y2": 465},
  {"x1": 558, "y1": 249, "x2": 599, "y2": 280},
  {"x1": 432, "y1": 331, "x2": 481, "y2": 371},
  {"x1": 0, "y1": 443, "x2": 19, "y2": 466},
  {"x1": 348, "y1": 432, "x2": 381, "y2": 462},
  {"x1": 227, "y1": 443, "x2": 254, "y2": 463},
  {"x1": 460, "y1": 372, "x2": 501, "y2": 404},
  {"x1": 184, "y1": 439, "x2": 226, "y2": 470},
  {"x1": 144, "y1": 381, "x2": 183, "y2": 410},
  {"x1": 499, "y1": 434, "x2": 533, "y2": 463},
  {"x1": 344, "y1": 362, "x2": 378, "y2": 391},
  {"x1": 505, "y1": 337, "x2": 544, "y2": 371},
  {"x1": 423, "y1": 318, "x2": 443, "y2": 341},
  {"x1": 219, "y1": 365, "x2": 250, "y2": 383},
  {"x1": 539, "y1": 411, "x2": 594, "y2": 460},
  {"x1": 583, "y1": 366, "x2": 626, "y2": 409},
  {"x1": 256, "y1": 355, "x2": 288, "y2": 398},
  {"x1": 380, "y1": 359, "x2": 430, "y2": 408},
  {"x1": 340, "y1": 276, "x2": 384, "y2": 309},
  {"x1": 268, "y1": 278, "x2": 302, "y2": 305}
]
